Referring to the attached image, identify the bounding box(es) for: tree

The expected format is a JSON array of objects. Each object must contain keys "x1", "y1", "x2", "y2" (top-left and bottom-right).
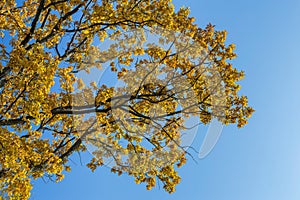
[{"x1": 0, "y1": 0, "x2": 254, "y2": 199}]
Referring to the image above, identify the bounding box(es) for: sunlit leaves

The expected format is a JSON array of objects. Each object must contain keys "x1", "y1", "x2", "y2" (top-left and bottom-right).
[{"x1": 0, "y1": 0, "x2": 253, "y2": 199}]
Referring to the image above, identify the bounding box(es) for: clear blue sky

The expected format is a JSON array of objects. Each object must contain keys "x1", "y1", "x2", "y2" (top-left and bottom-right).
[{"x1": 31, "y1": 0, "x2": 300, "y2": 199}]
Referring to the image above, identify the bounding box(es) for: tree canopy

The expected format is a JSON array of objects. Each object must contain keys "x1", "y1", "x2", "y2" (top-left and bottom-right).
[{"x1": 0, "y1": 0, "x2": 254, "y2": 199}]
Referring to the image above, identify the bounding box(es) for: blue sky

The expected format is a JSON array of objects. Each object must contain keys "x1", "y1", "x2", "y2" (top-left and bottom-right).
[{"x1": 31, "y1": 0, "x2": 300, "y2": 199}]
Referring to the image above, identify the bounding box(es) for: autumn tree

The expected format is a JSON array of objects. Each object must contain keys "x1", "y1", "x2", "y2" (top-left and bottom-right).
[{"x1": 0, "y1": 0, "x2": 254, "y2": 199}]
